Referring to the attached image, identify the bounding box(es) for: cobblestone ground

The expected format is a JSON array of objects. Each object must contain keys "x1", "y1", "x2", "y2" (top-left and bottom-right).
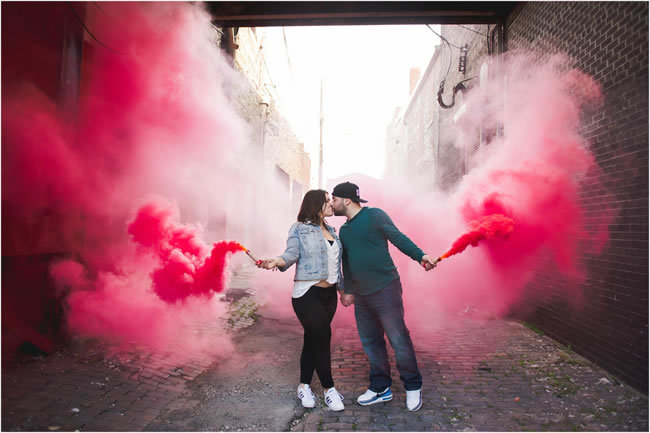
[
  {"x1": 291, "y1": 318, "x2": 648, "y2": 432},
  {"x1": 2, "y1": 340, "x2": 215, "y2": 431},
  {"x1": 2, "y1": 302, "x2": 648, "y2": 432},
  {"x1": 1, "y1": 293, "x2": 256, "y2": 432}
]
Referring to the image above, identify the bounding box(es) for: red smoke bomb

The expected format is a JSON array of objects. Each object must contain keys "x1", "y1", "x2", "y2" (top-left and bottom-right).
[
  {"x1": 436, "y1": 214, "x2": 515, "y2": 263},
  {"x1": 241, "y1": 247, "x2": 262, "y2": 265}
]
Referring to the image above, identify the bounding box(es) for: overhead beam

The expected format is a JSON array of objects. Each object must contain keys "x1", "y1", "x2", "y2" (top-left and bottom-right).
[{"x1": 206, "y1": 2, "x2": 519, "y2": 27}]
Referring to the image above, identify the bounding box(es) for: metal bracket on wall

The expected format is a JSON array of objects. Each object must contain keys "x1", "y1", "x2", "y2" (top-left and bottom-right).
[
  {"x1": 458, "y1": 44, "x2": 468, "y2": 74},
  {"x1": 437, "y1": 77, "x2": 474, "y2": 109}
]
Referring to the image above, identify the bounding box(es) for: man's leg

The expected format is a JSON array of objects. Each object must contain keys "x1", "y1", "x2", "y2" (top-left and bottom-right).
[
  {"x1": 354, "y1": 294, "x2": 392, "y2": 392},
  {"x1": 377, "y1": 280, "x2": 422, "y2": 391}
]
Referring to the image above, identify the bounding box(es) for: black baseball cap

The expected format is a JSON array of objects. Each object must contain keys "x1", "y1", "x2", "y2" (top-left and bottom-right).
[{"x1": 332, "y1": 182, "x2": 368, "y2": 203}]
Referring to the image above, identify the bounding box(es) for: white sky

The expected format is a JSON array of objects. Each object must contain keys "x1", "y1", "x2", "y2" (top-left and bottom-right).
[{"x1": 256, "y1": 25, "x2": 440, "y2": 188}]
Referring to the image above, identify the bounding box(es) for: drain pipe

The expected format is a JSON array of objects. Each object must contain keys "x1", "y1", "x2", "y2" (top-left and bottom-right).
[{"x1": 496, "y1": 17, "x2": 506, "y2": 140}]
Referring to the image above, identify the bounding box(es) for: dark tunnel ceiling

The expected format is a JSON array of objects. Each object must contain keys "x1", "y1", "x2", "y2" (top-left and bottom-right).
[{"x1": 206, "y1": 2, "x2": 520, "y2": 27}]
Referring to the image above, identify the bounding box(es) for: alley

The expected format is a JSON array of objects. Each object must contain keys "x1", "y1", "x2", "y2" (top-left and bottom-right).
[
  {"x1": 2, "y1": 5, "x2": 648, "y2": 432},
  {"x1": 2, "y1": 300, "x2": 647, "y2": 432}
]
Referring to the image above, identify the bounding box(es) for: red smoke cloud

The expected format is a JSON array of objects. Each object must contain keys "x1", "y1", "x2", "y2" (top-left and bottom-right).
[
  {"x1": 52, "y1": 253, "x2": 234, "y2": 355},
  {"x1": 127, "y1": 200, "x2": 246, "y2": 303},
  {"x1": 2, "y1": 3, "x2": 273, "y2": 356}
]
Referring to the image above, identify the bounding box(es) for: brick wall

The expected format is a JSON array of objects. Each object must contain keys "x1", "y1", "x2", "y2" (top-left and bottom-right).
[{"x1": 506, "y1": 1, "x2": 648, "y2": 393}]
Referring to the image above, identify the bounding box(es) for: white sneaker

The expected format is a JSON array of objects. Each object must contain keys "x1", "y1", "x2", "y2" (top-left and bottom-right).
[
  {"x1": 406, "y1": 388, "x2": 422, "y2": 411},
  {"x1": 297, "y1": 384, "x2": 316, "y2": 408},
  {"x1": 357, "y1": 387, "x2": 393, "y2": 405},
  {"x1": 324, "y1": 387, "x2": 345, "y2": 411}
]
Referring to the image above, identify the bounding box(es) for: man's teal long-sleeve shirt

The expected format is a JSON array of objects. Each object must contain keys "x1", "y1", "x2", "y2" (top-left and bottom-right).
[{"x1": 339, "y1": 207, "x2": 425, "y2": 296}]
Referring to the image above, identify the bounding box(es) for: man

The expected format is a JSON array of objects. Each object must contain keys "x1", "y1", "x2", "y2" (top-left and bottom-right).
[{"x1": 331, "y1": 181, "x2": 437, "y2": 412}]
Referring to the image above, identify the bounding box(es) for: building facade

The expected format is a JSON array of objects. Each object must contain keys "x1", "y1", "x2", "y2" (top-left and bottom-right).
[
  {"x1": 205, "y1": 26, "x2": 312, "y2": 252},
  {"x1": 225, "y1": 27, "x2": 311, "y2": 208}
]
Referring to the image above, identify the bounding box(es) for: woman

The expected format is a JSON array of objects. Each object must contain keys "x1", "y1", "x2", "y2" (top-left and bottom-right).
[{"x1": 257, "y1": 189, "x2": 345, "y2": 411}]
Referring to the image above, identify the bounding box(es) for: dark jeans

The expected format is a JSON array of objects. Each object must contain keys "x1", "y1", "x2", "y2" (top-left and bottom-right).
[
  {"x1": 292, "y1": 285, "x2": 338, "y2": 388},
  {"x1": 354, "y1": 278, "x2": 422, "y2": 391}
]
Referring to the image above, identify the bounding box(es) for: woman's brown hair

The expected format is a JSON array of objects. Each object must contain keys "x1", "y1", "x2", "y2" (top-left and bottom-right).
[{"x1": 297, "y1": 189, "x2": 328, "y2": 224}]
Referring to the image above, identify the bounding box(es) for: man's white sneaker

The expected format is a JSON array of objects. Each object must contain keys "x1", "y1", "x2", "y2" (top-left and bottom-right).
[
  {"x1": 406, "y1": 388, "x2": 422, "y2": 411},
  {"x1": 356, "y1": 387, "x2": 393, "y2": 406},
  {"x1": 297, "y1": 384, "x2": 316, "y2": 408},
  {"x1": 324, "y1": 387, "x2": 345, "y2": 411}
]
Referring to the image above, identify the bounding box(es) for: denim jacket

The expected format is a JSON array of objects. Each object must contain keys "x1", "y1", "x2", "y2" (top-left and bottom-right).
[{"x1": 278, "y1": 221, "x2": 344, "y2": 289}]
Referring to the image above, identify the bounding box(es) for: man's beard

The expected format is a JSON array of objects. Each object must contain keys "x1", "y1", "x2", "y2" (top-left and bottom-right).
[{"x1": 333, "y1": 207, "x2": 346, "y2": 216}]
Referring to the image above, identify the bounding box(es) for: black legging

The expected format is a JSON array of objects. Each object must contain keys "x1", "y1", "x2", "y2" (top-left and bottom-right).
[{"x1": 292, "y1": 285, "x2": 338, "y2": 388}]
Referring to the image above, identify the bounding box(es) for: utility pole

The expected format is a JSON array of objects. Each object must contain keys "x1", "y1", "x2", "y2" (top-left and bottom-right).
[{"x1": 318, "y1": 79, "x2": 324, "y2": 189}]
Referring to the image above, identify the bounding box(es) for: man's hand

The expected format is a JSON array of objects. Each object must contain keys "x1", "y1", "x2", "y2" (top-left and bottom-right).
[
  {"x1": 340, "y1": 293, "x2": 355, "y2": 307},
  {"x1": 421, "y1": 254, "x2": 438, "y2": 271}
]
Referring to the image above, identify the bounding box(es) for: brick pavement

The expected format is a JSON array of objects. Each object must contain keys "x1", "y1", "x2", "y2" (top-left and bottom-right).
[
  {"x1": 0, "y1": 295, "x2": 250, "y2": 433},
  {"x1": 291, "y1": 316, "x2": 648, "y2": 432},
  {"x1": 2, "y1": 309, "x2": 648, "y2": 431},
  {"x1": 1, "y1": 338, "x2": 216, "y2": 432}
]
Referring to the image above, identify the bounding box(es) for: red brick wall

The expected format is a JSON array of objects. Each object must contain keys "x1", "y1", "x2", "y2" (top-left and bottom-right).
[{"x1": 506, "y1": 1, "x2": 648, "y2": 393}]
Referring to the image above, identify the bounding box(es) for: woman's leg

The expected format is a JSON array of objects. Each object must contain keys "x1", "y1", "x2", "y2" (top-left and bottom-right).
[
  {"x1": 293, "y1": 287, "x2": 336, "y2": 388},
  {"x1": 293, "y1": 291, "x2": 316, "y2": 385},
  {"x1": 317, "y1": 287, "x2": 338, "y2": 386},
  {"x1": 299, "y1": 330, "x2": 315, "y2": 385},
  {"x1": 325, "y1": 286, "x2": 338, "y2": 323}
]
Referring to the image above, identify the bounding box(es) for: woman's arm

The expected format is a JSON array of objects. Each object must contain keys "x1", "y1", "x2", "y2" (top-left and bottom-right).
[
  {"x1": 256, "y1": 224, "x2": 299, "y2": 271},
  {"x1": 257, "y1": 256, "x2": 287, "y2": 269},
  {"x1": 278, "y1": 224, "x2": 300, "y2": 271}
]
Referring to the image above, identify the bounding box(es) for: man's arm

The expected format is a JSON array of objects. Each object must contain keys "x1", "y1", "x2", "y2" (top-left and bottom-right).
[
  {"x1": 339, "y1": 237, "x2": 355, "y2": 306},
  {"x1": 375, "y1": 209, "x2": 438, "y2": 271},
  {"x1": 375, "y1": 209, "x2": 425, "y2": 261},
  {"x1": 341, "y1": 245, "x2": 355, "y2": 294}
]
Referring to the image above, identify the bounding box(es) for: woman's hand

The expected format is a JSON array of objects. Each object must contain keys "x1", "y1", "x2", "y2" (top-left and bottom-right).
[{"x1": 257, "y1": 257, "x2": 280, "y2": 270}]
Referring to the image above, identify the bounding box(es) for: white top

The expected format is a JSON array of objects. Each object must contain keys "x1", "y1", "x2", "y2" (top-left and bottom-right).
[{"x1": 292, "y1": 240, "x2": 340, "y2": 298}]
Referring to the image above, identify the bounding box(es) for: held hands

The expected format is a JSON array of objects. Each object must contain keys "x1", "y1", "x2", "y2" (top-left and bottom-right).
[
  {"x1": 420, "y1": 254, "x2": 438, "y2": 271},
  {"x1": 340, "y1": 293, "x2": 354, "y2": 307}
]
